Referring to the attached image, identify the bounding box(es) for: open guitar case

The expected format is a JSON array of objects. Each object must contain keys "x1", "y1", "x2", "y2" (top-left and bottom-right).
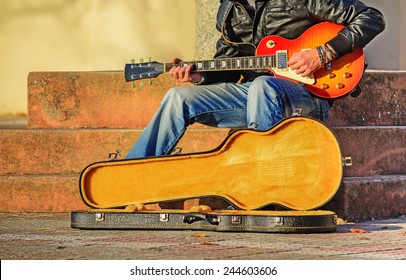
[{"x1": 71, "y1": 116, "x2": 352, "y2": 233}]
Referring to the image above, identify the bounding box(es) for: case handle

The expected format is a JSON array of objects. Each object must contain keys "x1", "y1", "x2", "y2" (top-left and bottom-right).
[{"x1": 183, "y1": 213, "x2": 220, "y2": 225}]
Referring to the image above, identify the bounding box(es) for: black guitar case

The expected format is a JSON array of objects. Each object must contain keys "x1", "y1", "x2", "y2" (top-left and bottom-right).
[{"x1": 71, "y1": 208, "x2": 337, "y2": 234}]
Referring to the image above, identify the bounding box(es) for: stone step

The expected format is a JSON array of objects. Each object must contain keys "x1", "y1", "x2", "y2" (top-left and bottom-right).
[
  {"x1": 326, "y1": 70, "x2": 405, "y2": 127},
  {"x1": 324, "y1": 175, "x2": 406, "y2": 222},
  {"x1": 0, "y1": 174, "x2": 404, "y2": 222},
  {"x1": 1, "y1": 126, "x2": 404, "y2": 177},
  {"x1": 27, "y1": 70, "x2": 406, "y2": 128},
  {"x1": 0, "y1": 126, "x2": 229, "y2": 175}
]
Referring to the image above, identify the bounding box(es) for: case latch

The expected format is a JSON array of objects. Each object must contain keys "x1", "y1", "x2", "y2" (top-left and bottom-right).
[
  {"x1": 160, "y1": 213, "x2": 169, "y2": 222},
  {"x1": 95, "y1": 213, "x2": 105, "y2": 222},
  {"x1": 342, "y1": 157, "x2": 353, "y2": 167},
  {"x1": 231, "y1": 216, "x2": 242, "y2": 225},
  {"x1": 274, "y1": 217, "x2": 284, "y2": 226}
]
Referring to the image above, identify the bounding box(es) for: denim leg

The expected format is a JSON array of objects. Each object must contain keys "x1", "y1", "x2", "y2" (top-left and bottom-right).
[
  {"x1": 125, "y1": 83, "x2": 249, "y2": 159},
  {"x1": 125, "y1": 77, "x2": 330, "y2": 159},
  {"x1": 247, "y1": 76, "x2": 330, "y2": 131}
]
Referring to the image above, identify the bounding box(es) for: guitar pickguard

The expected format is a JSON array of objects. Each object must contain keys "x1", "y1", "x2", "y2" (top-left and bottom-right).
[{"x1": 270, "y1": 66, "x2": 315, "y2": 85}]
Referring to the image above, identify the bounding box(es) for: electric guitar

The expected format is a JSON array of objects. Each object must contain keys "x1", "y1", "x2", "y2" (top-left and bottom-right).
[{"x1": 124, "y1": 22, "x2": 365, "y2": 99}]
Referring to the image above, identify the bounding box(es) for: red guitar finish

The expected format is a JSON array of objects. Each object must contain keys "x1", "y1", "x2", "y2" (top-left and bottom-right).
[{"x1": 256, "y1": 22, "x2": 365, "y2": 99}]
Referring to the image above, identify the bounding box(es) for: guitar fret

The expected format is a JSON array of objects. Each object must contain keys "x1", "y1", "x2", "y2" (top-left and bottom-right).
[{"x1": 256, "y1": 57, "x2": 261, "y2": 68}]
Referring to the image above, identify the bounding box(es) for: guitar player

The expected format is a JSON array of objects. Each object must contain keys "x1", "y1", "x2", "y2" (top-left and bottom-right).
[{"x1": 125, "y1": 0, "x2": 385, "y2": 159}]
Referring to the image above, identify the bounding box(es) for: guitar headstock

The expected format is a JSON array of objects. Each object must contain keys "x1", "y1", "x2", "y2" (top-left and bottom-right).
[{"x1": 124, "y1": 59, "x2": 164, "y2": 83}]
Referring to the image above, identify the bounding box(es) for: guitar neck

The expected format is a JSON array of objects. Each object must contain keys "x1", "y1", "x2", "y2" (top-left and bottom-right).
[{"x1": 164, "y1": 54, "x2": 282, "y2": 73}]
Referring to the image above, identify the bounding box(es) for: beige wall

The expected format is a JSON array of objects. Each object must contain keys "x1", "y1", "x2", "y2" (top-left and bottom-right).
[
  {"x1": 1, "y1": 0, "x2": 405, "y2": 116},
  {"x1": 0, "y1": 0, "x2": 196, "y2": 116},
  {"x1": 363, "y1": 0, "x2": 406, "y2": 70}
]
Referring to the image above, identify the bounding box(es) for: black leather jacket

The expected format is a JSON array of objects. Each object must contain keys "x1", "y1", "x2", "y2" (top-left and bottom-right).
[{"x1": 204, "y1": 0, "x2": 385, "y2": 84}]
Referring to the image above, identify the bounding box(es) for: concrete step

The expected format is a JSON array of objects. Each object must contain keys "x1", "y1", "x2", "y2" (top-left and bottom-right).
[
  {"x1": 334, "y1": 126, "x2": 406, "y2": 177},
  {"x1": 27, "y1": 70, "x2": 406, "y2": 128},
  {"x1": 0, "y1": 127, "x2": 229, "y2": 175},
  {"x1": 324, "y1": 175, "x2": 406, "y2": 222},
  {"x1": 27, "y1": 71, "x2": 175, "y2": 129},
  {"x1": 1, "y1": 174, "x2": 404, "y2": 222},
  {"x1": 326, "y1": 70, "x2": 405, "y2": 127},
  {"x1": 1, "y1": 126, "x2": 404, "y2": 177}
]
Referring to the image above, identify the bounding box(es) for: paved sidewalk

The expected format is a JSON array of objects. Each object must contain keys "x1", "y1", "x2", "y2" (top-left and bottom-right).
[{"x1": 0, "y1": 213, "x2": 405, "y2": 260}]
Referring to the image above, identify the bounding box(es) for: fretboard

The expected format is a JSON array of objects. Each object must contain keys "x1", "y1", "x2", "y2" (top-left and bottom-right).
[{"x1": 164, "y1": 53, "x2": 288, "y2": 73}]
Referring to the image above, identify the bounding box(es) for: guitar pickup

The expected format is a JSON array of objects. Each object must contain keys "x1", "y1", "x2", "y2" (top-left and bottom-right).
[{"x1": 276, "y1": 50, "x2": 288, "y2": 71}]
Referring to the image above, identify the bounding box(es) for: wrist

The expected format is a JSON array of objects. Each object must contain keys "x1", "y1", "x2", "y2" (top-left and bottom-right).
[
  {"x1": 316, "y1": 44, "x2": 336, "y2": 70},
  {"x1": 194, "y1": 72, "x2": 206, "y2": 85}
]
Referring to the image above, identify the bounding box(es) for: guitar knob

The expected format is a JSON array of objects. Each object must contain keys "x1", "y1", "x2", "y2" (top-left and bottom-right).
[
  {"x1": 266, "y1": 40, "x2": 276, "y2": 49},
  {"x1": 328, "y1": 73, "x2": 336, "y2": 79},
  {"x1": 343, "y1": 72, "x2": 353, "y2": 78},
  {"x1": 321, "y1": 84, "x2": 330, "y2": 90},
  {"x1": 336, "y1": 83, "x2": 345, "y2": 90}
]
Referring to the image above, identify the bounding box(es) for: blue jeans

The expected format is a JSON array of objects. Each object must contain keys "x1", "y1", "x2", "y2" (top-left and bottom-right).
[{"x1": 125, "y1": 76, "x2": 330, "y2": 159}]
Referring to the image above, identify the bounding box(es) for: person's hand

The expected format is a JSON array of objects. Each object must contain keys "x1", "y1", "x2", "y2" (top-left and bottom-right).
[
  {"x1": 288, "y1": 49, "x2": 322, "y2": 77},
  {"x1": 168, "y1": 58, "x2": 202, "y2": 83}
]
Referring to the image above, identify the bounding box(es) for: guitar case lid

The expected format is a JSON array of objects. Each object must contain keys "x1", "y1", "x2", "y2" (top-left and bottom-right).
[{"x1": 78, "y1": 117, "x2": 346, "y2": 211}]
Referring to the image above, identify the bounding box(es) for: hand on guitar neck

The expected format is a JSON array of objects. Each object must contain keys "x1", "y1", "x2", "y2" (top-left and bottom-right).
[{"x1": 168, "y1": 57, "x2": 203, "y2": 84}]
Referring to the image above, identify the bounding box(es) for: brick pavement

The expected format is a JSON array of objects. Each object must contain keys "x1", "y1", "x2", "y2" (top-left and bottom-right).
[{"x1": 0, "y1": 213, "x2": 405, "y2": 260}]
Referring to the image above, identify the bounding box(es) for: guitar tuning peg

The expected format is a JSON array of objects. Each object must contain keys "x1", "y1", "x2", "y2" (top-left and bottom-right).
[
  {"x1": 131, "y1": 58, "x2": 135, "y2": 64},
  {"x1": 131, "y1": 81, "x2": 136, "y2": 88},
  {"x1": 139, "y1": 58, "x2": 144, "y2": 63},
  {"x1": 148, "y1": 57, "x2": 152, "y2": 62},
  {"x1": 148, "y1": 79, "x2": 153, "y2": 85},
  {"x1": 139, "y1": 80, "x2": 144, "y2": 87}
]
